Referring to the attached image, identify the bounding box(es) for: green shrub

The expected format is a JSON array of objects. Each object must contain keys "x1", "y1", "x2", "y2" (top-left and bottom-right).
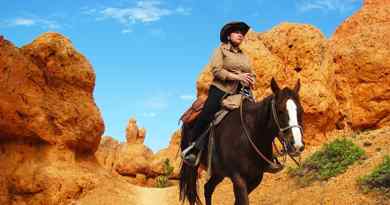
[
  {"x1": 288, "y1": 138, "x2": 365, "y2": 186},
  {"x1": 359, "y1": 155, "x2": 390, "y2": 197},
  {"x1": 155, "y1": 158, "x2": 174, "y2": 188}
]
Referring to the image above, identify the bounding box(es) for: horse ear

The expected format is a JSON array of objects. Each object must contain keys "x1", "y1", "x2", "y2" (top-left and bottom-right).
[
  {"x1": 271, "y1": 77, "x2": 280, "y2": 94},
  {"x1": 294, "y1": 79, "x2": 301, "y2": 93}
]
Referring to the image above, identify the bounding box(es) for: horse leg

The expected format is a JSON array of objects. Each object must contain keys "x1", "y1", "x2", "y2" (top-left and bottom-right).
[
  {"x1": 231, "y1": 174, "x2": 249, "y2": 205},
  {"x1": 204, "y1": 175, "x2": 224, "y2": 205},
  {"x1": 247, "y1": 173, "x2": 263, "y2": 195}
]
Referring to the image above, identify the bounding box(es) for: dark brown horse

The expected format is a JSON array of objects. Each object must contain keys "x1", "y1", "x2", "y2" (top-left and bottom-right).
[{"x1": 179, "y1": 78, "x2": 305, "y2": 205}]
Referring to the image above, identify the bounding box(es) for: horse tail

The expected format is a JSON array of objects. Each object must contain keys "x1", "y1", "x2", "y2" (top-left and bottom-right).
[
  {"x1": 179, "y1": 124, "x2": 202, "y2": 205},
  {"x1": 179, "y1": 162, "x2": 201, "y2": 205}
]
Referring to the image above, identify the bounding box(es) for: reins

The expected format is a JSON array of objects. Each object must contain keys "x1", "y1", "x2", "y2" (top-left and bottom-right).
[
  {"x1": 240, "y1": 94, "x2": 303, "y2": 168},
  {"x1": 240, "y1": 95, "x2": 280, "y2": 167}
]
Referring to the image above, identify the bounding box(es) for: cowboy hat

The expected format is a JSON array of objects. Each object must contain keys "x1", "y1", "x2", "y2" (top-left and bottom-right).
[{"x1": 220, "y1": 21, "x2": 250, "y2": 43}]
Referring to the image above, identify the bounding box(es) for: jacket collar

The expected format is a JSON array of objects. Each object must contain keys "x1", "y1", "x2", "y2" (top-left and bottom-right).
[{"x1": 221, "y1": 42, "x2": 243, "y2": 53}]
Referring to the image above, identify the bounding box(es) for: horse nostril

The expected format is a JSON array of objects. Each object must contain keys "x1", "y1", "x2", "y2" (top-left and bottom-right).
[{"x1": 299, "y1": 146, "x2": 305, "y2": 152}]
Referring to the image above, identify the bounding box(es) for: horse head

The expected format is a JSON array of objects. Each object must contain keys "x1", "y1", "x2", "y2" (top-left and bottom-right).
[{"x1": 270, "y1": 77, "x2": 305, "y2": 157}]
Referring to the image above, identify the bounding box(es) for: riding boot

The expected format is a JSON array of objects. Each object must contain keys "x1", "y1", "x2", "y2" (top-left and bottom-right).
[
  {"x1": 182, "y1": 133, "x2": 207, "y2": 167},
  {"x1": 264, "y1": 157, "x2": 284, "y2": 173},
  {"x1": 182, "y1": 85, "x2": 226, "y2": 167}
]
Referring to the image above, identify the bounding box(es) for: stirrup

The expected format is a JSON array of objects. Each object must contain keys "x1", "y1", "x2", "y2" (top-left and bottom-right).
[
  {"x1": 181, "y1": 142, "x2": 202, "y2": 167},
  {"x1": 181, "y1": 142, "x2": 196, "y2": 159}
]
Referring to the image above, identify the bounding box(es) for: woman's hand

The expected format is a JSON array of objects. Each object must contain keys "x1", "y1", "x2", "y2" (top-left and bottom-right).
[{"x1": 233, "y1": 73, "x2": 255, "y2": 86}]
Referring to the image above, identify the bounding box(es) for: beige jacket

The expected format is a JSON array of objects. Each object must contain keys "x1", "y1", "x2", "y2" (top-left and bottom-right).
[{"x1": 209, "y1": 42, "x2": 256, "y2": 94}]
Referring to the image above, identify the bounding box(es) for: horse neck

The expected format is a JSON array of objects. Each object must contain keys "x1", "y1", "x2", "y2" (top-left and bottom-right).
[{"x1": 249, "y1": 95, "x2": 279, "y2": 144}]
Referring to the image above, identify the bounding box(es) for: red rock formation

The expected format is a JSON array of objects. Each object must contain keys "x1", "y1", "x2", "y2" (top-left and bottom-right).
[
  {"x1": 0, "y1": 33, "x2": 137, "y2": 205},
  {"x1": 151, "y1": 130, "x2": 182, "y2": 179},
  {"x1": 96, "y1": 120, "x2": 181, "y2": 187},
  {"x1": 364, "y1": 0, "x2": 390, "y2": 7},
  {"x1": 331, "y1": 0, "x2": 390, "y2": 129},
  {"x1": 0, "y1": 32, "x2": 104, "y2": 153},
  {"x1": 96, "y1": 118, "x2": 160, "y2": 186},
  {"x1": 94, "y1": 136, "x2": 121, "y2": 174},
  {"x1": 126, "y1": 118, "x2": 146, "y2": 144}
]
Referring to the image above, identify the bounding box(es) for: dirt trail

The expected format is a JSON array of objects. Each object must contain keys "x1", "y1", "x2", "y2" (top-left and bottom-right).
[
  {"x1": 133, "y1": 127, "x2": 390, "y2": 205},
  {"x1": 135, "y1": 185, "x2": 178, "y2": 205}
]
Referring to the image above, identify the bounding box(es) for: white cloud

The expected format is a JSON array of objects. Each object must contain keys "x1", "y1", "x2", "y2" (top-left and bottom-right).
[
  {"x1": 142, "y1": 112, "x2": 157, "y2": 117},
  {"x1": 2, "y1": 17, "x2": 61, "y2": 29},
  {"x1": 38, "y1": 19, "x2": 61, "y2": 29},
  {"x1": 179, "y1": 94, "x2": 195, "y2": 101},
  {"x1": 100, "y1": 1, "x2": 171, "y2": 24},
  {"x1": 122, "y1": 28, "x2": 133, "y2": 33},
  {"x1": 13, "y1": 18, "x2": 35, "y2": 26},
  {"x1": 296, "y1": 0, "x2": 359, "y2": 13},
  {"x1": 81, "y1": 7, "x2": 98, "y2": 15},
  {"x1": 144, "y1": 95, "x2": 169, "y2": 110},
  {"x1": 175, "y1": 6, "x2": 192, "y2": 15},
  {"x1": 83, "y1": 1, "x2": 191, "y2": 32}
]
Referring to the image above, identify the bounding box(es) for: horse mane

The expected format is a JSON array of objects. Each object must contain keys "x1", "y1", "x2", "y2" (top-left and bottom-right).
[
  {"x1": 247, "y1": 94, "x2": 274, "y2": 128},
  {"x1": 240, "y1": 94, "x2": 282, "y2": 153}
]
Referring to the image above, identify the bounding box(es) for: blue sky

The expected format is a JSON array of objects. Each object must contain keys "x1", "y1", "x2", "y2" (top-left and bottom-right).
[{"x1": 1, "y1": 0, "x2": 362, "y2": 152}]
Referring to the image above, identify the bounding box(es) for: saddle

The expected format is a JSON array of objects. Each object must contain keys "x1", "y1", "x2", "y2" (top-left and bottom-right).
[
  {"x1": 180, "y1": 88, "x2": 254, "y2": 176},
  {"x1": 179, "y1": 93, "x2": 243, "y2": 125},
  {"x1": 179, "y1": 95, "x2": 207, "y2": 124}
]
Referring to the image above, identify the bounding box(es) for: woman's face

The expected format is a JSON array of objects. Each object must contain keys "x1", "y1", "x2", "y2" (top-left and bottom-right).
[{"x1": 229, "y1": 30, "x2": 244, "y2": 46}]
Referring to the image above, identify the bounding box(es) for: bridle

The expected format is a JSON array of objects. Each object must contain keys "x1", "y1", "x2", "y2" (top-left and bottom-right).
[
  {"x1": 271, "y1": 97, "x2": 304, "y2": 166},
  {"x1": 271, "y1": 97, "x2": 304, "y2": 138},
  {"x1": 240, "y1": 95, "x2": 304, "y2": 168}
]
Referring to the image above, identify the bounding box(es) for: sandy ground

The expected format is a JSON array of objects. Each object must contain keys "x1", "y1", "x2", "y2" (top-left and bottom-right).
[
  {"x1": 135, "y1": 186, "x2": 177, "y2": 205},
  {"x1": 133, "y1": 127, "x2": 390, "y2": 205}
]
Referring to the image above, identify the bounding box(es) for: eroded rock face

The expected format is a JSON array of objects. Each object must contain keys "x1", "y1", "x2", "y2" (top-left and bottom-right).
[
  {"x1": 364, "y1": 0, "x2": 390, "y2": 7},
  {"x1": 0, "y1": 33, "x2": 139, "y2": 205},
  {"x1": 94, "y1": 136, "x2": 121, "y2": 174},
  {"x1": 96, "y1": 135, "x2": 156, "y2": 186},
  {"x1": 150, "y1": 130, "x2": 182, "y2": 179},
  {"x1": 0, "y1": 32, "x2": 104, "y2": 153},
  {"x1": 115, "y1": 143, "x2": 154, "y2": 177},
  {"x1": 126, "y1": 118, "x2": 146, "y2": 144},
  {"x1": 96, "y1": 119, "x2": 181, "y2": 187},
  {"x1": 331, "y1": 0, "x2": 390, "y2": 129},
  {"x1": 1, "y1": 141, "x2": 140, "y2": 205}
]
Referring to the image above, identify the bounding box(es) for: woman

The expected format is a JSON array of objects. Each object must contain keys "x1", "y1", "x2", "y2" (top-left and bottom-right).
[
  {"x1": 182, "y1": 21, "x2": 255, "y2": 164},
  {"x1": 183, "y1": 21, "x2": 282, "y2": 173}
]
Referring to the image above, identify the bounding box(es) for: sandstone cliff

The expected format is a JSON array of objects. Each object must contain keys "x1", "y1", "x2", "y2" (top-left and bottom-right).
[
  {"x1": 0, "y1": 33, "x2": 138, "y2": 205},
  {"x1": 330, "y1": 0, "x2": 390, "y2": 129}
]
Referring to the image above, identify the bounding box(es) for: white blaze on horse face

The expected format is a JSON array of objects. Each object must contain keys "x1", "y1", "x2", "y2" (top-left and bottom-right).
[{"x1": 286, "y1": 99, "x2": 303, "y2": 149}]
